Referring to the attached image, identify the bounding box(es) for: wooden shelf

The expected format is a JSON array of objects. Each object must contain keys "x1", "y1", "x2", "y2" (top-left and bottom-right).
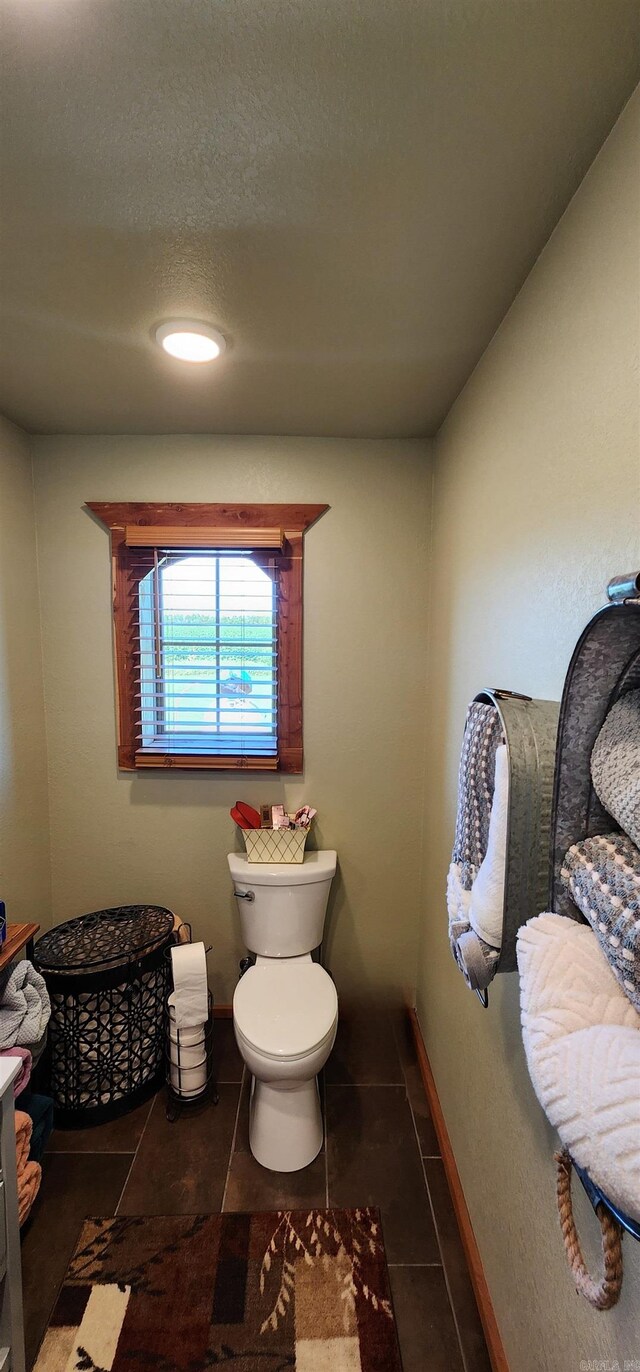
[{"x1": 0, "y1": 923, "x2": 40, "y2": 976}]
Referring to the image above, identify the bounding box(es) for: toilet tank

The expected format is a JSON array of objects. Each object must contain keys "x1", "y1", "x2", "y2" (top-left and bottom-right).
[{"x1": 228, "y1": 850, "x2": 337, "y2": 957}]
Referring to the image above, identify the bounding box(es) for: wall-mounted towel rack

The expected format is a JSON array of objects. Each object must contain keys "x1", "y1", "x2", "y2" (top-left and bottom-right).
[{"x1": 448, "y1": 688, "x2": 559, "y2": 1006}]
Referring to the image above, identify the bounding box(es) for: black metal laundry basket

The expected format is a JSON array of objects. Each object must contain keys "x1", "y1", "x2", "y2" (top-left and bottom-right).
[{"x1": 34, "y1": 905, "x2": 176, "y2": 1127}]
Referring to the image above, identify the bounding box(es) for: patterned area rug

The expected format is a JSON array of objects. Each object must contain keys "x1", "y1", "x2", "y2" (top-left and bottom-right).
[{"x1": 34, "y1": 1208, "x2": 403, "y2": 1370}]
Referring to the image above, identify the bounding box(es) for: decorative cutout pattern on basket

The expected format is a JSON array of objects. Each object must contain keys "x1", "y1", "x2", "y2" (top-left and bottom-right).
[{"x1": 48, "y1": 964, "x2": 169, "y2": 1111}]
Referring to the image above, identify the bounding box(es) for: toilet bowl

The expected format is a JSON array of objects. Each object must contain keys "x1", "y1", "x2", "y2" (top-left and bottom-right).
[{"x1": 233, "y1": 956, "x2": 338, "y2": 1171}]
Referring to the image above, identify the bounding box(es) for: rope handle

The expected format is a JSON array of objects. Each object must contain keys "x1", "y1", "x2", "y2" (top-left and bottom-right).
[{"x1": 555, "y1": 1149, "x2": 623, "y2": 1310}]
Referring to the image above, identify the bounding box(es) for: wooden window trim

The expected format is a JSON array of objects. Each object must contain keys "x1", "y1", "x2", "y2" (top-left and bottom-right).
[
  {"x1": 124, "y1": 525, "x2": 285, "y2": 550},
  {"x1": 87, "y1": 502, "x2": 329, "y2": 773}
]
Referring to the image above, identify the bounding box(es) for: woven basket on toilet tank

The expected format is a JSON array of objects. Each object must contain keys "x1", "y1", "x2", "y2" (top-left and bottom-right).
[{"x1": 243, "y1": 828, "x2": 309, "y2": 863}]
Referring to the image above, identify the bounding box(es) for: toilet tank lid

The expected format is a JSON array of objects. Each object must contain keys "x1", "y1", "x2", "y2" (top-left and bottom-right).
[{"x1": 227, "y1": 850, "x2": 337, "y2": 886}]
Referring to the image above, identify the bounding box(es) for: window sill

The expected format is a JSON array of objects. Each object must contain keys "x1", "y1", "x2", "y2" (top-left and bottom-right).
[{"x1": 133, "y1": 751, "x2": 279, "y2": 770}]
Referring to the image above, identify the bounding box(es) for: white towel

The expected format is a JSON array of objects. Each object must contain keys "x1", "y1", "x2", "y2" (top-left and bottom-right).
[
  {"x1": 446, "y1": 863, "x2": 471, "y2": 928},
  {"x1": 469, "y1": 744, "x2": 508, "y2": 948},
  {"x1": 0, "y1": 961, "x2": 50, "y2": 1050},
  {"x1": 454, "y1": 928, "x2": 500, "y2": 991},
  {"x1": 517, "y1": 912, "x2": 640, "y2": 1222}
]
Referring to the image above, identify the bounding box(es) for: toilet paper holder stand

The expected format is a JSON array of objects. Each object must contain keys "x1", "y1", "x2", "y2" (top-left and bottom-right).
[{"x1": 164, "y1": 929, "x2": 218, "y2": 1123}]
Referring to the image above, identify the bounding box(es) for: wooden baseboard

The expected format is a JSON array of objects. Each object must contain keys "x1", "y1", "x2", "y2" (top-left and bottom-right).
[
  {"x1": 213, "y1": 1004, "x2": 233, "y2": 1018},
  {"x1": 409, "y1": 1009, "x2": 509, "y2": 1372}
]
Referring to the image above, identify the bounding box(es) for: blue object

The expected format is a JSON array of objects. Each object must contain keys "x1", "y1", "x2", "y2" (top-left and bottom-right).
[
  {"x1": 21, "y1": 1092, "x2": 54, "y2": 1164},
  {"x1": 220, "y1": 670, "x2": 252, "y2": 696}
]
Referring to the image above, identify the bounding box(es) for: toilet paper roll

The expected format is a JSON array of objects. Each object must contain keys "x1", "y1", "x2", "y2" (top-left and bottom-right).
[
  {"x1": 169, "y1": 942, "x2": 209, "y2": 1029},
  {"x1": 169, "y1": 1039, "x2": 207, "y2": 1071},
  {"x1": 169, "y1": 1059, "x2": 208, "y2": 1098},
  {"x1": 167, "y1": 1006, "x2": 206, "y2": 1049},
  {"x1": 166, "y1": 1000, "x2": 208, "y2": 1097}
]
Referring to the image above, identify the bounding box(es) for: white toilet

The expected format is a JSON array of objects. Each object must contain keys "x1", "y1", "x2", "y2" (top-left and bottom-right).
[{"x1": 228, "y1": 849, "x2": 338, "y2": 1172}]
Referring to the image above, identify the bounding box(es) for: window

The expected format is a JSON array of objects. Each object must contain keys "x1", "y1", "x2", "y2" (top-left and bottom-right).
[
  {"x1": 88, "y1": 503, "x2": 328, "y2": 772},
  {"x1": 139, "y1": 551, "x2": 277, "y2": 758}
]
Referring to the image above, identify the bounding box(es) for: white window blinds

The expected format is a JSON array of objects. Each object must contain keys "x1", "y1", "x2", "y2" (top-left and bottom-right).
[{"x1": 136, "y1": 549, "x2": 277, "y2": 758}]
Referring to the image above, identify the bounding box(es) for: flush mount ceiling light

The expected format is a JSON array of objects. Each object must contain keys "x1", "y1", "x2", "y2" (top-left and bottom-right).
[{"x1": 154, "y1": 321, "x2": 227, "y2": 363}]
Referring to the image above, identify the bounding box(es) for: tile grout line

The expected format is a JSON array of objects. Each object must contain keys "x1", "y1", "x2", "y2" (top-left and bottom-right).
[
  {"x1": 114, "y1": 1095, "x2": 156, "y2": 1217},
  {"x1": 46, "y1": 1150, "x2": 138, "y2": 1156},
  {"x1": 388, "y1": 1262, "x2": 443, "y2": 1268},
  {"x1": 406, "y1": 1086, "x2": 469, "y2": 1372},
  {"x1": 220, "y1": 1069, "x2": 245, "y2": 1214}
]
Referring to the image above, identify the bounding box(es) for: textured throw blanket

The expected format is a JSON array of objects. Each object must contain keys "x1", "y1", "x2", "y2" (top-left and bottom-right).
[
  {"x1": 517, "y1": 912, "x2": 640, "y2": 1224},
  {"x1": 15, "y1": 1109, "x2": 41, "y2": 1226},
  {"x1": 447, "y1": 701, "x2": 506, "y2": 991},
  {"x1": 561, "y1": 832, "x2": 640, "y2": 1014},
  {"x1": 0, "y1": 960, "x2": 50, "y2": 1050},
  {"x1": 447, "y1": 866, "x2": 500, "y2": 990},
  {"x1": 591, "y1": 689, "x2": 640, "y2": 851},
  {"x1": 452, "y1": 702, "x2": 504, "y2": 890}
]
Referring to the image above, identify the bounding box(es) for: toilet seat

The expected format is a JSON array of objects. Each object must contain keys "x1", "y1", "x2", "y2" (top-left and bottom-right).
[{"x1": 233, "y1": 962, "x2": 337, "y2": 1060}]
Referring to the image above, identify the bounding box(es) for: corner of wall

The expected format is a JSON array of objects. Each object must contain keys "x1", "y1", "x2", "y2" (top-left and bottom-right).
[
  {"x1": 26, "y1": 435, "x2": 54, "y2": 927},
  {"x1": 0, "y1": 416, "x2": 53, "y2": 929}
]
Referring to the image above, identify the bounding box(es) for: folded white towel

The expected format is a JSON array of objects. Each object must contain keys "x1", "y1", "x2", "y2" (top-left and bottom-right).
[
  {"x1": 454, "y1": 928, "x2": 500, "y2": 991},
  {"x1": 469, "y1": 744, "x2": 508, "y2": 948},
  {"x1": 446, "y1": 863, "x2": 471, "y2": 927},
  {"x1": 0, "y1": 960, "x2": 50, "y2": 1050},
  {"x1": 517, "y1": 912, "x2": 640, "y2": 1223}
]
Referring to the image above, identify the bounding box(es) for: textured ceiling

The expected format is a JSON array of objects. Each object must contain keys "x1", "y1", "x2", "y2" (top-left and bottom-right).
[{"x1": 1, "y1": 1, "x2": 639, "y2": 438}]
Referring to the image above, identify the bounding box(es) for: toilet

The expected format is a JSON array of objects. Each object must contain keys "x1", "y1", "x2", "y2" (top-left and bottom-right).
[{"x1": 228, "y1": 849, "x2": 338, "y2": 1172}]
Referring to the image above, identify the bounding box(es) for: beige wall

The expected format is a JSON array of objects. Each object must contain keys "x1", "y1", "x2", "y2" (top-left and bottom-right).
[
  {"x1": 31, "y1": 436, "x2": 431, "y2": 1003},
  {"x1": 417, "y1": 90, "x2": 640, "y2": 1371},
  {"x1": 0, "y1": 416, "x2": 51, "y2": 927}
]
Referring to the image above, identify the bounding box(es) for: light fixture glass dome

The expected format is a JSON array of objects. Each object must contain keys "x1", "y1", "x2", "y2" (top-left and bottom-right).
[{"x1": 155, "y1": 321, "x2": 226, "y2": 363}]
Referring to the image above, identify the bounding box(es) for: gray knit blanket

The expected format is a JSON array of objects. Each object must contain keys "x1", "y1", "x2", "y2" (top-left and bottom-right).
[
  {"x1": 0, "y1": 960, "x2": 50, "y2": 1050},
  {"x1": 452, "y1": 701, "x2": 505, "y2": 891},
  {"x1": 448, "y1": 700, "x2": 505, "y2": 991},
  {"x1": 561, "y1": 831, "x2": 640, "y2": 1014},
  {"x1": 591, "y1": 689, "x2": 640, "y2": 851}
]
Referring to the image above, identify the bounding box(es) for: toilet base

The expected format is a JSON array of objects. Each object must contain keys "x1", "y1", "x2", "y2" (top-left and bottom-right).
[{"x1": 249, "y1": 1074, "x2": 323, "y2": 1172}]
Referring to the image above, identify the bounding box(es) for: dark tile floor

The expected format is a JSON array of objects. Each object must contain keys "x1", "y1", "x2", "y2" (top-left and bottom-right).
[{"x1": 21, "y1": 1006, "x2": 492, "y2": 1372}]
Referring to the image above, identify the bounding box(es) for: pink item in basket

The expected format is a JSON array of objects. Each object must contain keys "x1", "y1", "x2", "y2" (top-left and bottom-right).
[
  {"x1": 294, "y1": 806, "x2": 317, "y2": 829},
  {"x1": 0, "y1": 1047, "x2": 32, "y2": 1096}
]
